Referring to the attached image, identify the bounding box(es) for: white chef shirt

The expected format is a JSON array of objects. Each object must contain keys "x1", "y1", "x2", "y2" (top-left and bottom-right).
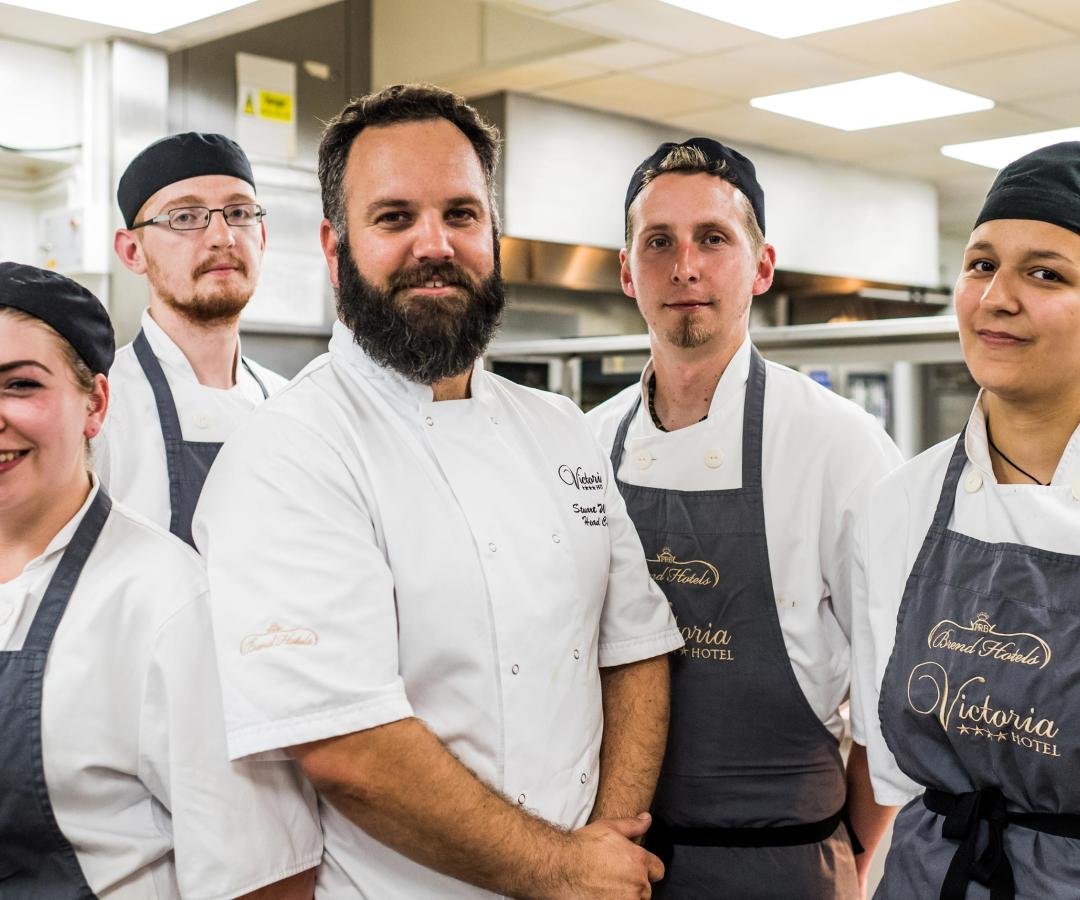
[
  {"x1": 193, "y1": 320, "x2": 683, "y2": 899},
  {"x1": 850, "y1": 393, "x2": 1080, "y2": 805},
  {"x1": 93, "y1": 309, "x2": 286, "y2": 530},
  {"x1": 588, "y1": 335, "x2": 903, "y2": 741},
  {"x1": 0, "y1": 479, "x2": 322, "y2": 898}
]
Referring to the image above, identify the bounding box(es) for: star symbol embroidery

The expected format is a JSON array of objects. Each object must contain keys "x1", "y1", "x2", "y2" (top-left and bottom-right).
[
  {"x1": 996, "y1": 731, "x2": 1007, "y2": 742},
  {"x1": 973, "y1": 726, "x2": 985, "y2": 737},
  {"x1": 679, "y1": 647, "x2": 689, "y2": 656},
  {"x1": 958, "y1": 724, "x2": 970, "y2": 735}
]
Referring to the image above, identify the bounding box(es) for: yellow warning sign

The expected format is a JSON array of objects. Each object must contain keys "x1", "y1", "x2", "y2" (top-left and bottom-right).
[
  {"x1": 258, "y1": 90, "x2": 293, "y2": 123},
  {"x1": 243, "y1": 93, "x2": 254, "y2": 116}
]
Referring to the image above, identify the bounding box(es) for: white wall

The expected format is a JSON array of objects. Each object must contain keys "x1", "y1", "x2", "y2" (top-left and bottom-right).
[{"x1": 501, "y1": 93, "x2": 940, "y2": 287}]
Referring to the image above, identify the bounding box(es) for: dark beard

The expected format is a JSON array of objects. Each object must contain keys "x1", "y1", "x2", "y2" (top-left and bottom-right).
[{"x1": 335, "y1": 236, "x2": 505, "y2": 385}]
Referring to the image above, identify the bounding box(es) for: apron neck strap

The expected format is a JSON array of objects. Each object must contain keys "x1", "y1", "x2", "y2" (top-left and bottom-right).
[
  {"x1": 741, "y1": 346, "x2": 766, "y2": 490},
  {"x1": 23, "y1": 489, "x2": 112, "y2": 652},
  {"x1": 133, "y1": 329, "x2": 184, "y2": 442},
  {"x1": 930, "y1": 428, "x2": 970, "y2": 531}
]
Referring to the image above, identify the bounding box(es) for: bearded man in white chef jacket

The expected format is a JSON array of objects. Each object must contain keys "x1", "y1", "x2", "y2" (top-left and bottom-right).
[
  {"x1": 587, "y1": 138, "x2": 904, "y2": 898},
  {"x1": 194, "y1": 84, "x2": 684, "y2": 899}
]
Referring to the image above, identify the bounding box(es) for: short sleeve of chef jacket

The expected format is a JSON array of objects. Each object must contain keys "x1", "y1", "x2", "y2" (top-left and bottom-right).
[{"x1": 195, "y1": 413, "x2": 413, "y2": 759}]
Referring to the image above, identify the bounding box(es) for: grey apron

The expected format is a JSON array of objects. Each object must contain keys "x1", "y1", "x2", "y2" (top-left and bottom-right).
[
  {"x1": 612, "y1": 347, "x2": 859, "y2": 899},
  {"x1": 133, "y1": 329, "x2": 268, "y2": 548},
  {"x1": 877, "y1": 431, "x2": 1080, "y2": 900},
  {"x1": 0, "y1": 489, "x2": 111, "y2": 897}
]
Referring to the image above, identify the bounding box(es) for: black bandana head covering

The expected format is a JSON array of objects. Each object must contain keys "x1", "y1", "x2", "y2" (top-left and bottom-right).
[
  {"x1": 975, "y1": 141, "x2": 1080, "y2": 239},
  {"x1": 117, "y1": 132, "x2": 256, "y2": 228},
  {"x1": 0, "y1": 262, "x2": 115, "y2": 374},
  {"x1": 625, "y1": 137, "x2": 765, "y2": 235}
]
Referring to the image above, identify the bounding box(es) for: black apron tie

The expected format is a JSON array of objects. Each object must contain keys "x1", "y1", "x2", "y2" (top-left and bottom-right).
[
  {"x1": 928, "y1": 787, "x2": 1014, "y2": 900},
  {"x1": 926, "y1": 788, "x2": 1080, "y2": 899}
]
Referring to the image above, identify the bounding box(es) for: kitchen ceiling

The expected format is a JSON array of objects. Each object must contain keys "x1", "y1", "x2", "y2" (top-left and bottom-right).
[
  {"x1": 443, "y1": 0, "x2": 1079, "y2": 241},
  {"x1": 2, "y1": 0, "x2": 1077, "y2": 241}
]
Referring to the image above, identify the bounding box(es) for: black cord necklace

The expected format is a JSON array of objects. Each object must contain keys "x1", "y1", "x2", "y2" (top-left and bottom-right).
[
  {"x1": 647, "y1": 372, "x2": 707, "y2": 433},
  {"x1": 985, "y1": 420, "x2": 1047, "y2": 486}
]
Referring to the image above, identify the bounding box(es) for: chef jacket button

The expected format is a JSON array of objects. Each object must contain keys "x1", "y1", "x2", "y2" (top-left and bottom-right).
[
  {"x1": 517, "y1": 793, "x2": 526, "y2": 805},
  {"x1": 1072, "y1": 478, "x2": 1080, "y2": 501},
  {"x1": 634, "y1": 451, "x2": 653, "y2": 470},
  {"x1": 192, "y1": 413, "x2": 211, "y2": 429},
  {"x1": 964, "y1": 472, "x2": 983, "y2": 494},
  {"x1": 488, "y1": 542, "x2": 497, "y2": 552},
  {"x1": 573, "y1": 649, "x2": 580, "y2": 660},
  {"x1": 511, "y1": 663, "x2": 520, "y2": 675},
  {"x1": 424, "y1": 416, "x2": 434, "y2": 426},
  {"x1": 552, "y1": 533, "x2": 561, "y2": 544},
  {"x1": 704, "y1": 449, "x2": 723, "y2": 469},
  {"x1": 580, "y1": 772, "x2": 588, "y2": 784}
]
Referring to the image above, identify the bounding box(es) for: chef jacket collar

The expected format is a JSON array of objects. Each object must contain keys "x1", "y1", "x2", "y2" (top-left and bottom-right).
[
  {"x1": 140, "y1": 309, "x2": 244, "y2": 387},
  {"x1": 16, "y1": 477, "x2": 101, "y2": 580},
  {"x1": 637, "y1": 332, "x2": 752, "y2": 434},
  {"x1": 964, "y1": 390, "x2": 1080, "y2": 487}
]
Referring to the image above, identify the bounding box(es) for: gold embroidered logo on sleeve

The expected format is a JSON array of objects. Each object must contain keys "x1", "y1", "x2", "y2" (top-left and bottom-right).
[{"x1": 240, "y1": 623, "x2": 320, "y2": 656}]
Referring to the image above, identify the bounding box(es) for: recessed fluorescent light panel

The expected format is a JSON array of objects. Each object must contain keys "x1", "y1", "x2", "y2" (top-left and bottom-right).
[
  {"x1": 6, "y1": 0, "x2": 256, "y2": 33},
  {"x1": 942, "y1": 127, "x2": 1080, "y2": 169},
  {"x1": 750, "y1": 73, "x2": 993, "y2": 131},
  {"x1": 657, "y1": 0, "x2": 958, "y2": 39}
]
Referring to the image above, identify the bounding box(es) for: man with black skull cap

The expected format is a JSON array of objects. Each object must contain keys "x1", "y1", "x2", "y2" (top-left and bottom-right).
[
  {"x1": 97, "y1": 132, "x2": 286, "y2": 547},
  {"x1": 587, "y1": 138, "x2": 903, "y2": 897},
  {"x1": 852, "y1": 142, "x2": 1080, "y2": 899},
  {"x1": 194, "y1": 84, "x2": 684, "y2": 898}
]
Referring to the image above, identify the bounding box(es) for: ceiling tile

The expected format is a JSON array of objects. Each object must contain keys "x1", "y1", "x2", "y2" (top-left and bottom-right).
[
  {"x1": 539, "y1": 72, "x2": 731, "y2": 119},
  {"x1": 494, "y1": 0, "x2": 602, "y2": 13},
  {"x1": 638, "y1": 40, "x2": 877, "y2": 100},
  {"x1": 991, "y1": 0, "x2": 1080, "y2": 34},
  {"x1": 802, "y1": 0, "x2": 1069, "y2": 68},
  {"x1": 486, "y1": 57, "x2": 607, "y2": 90},
  {"x1": 664, "y1": 102, "x2": 868, "y2": 157},
  {"x1": 869, "y1": 104, "x2": 1060, "y2": 145},
  {"x1": 1022, "y1": 91, "x2": 1080, "y2": 126},
  {"x1": 554, "y1": 0, "x2": 756, "y2": 54},
  {"x1": 483, "y1": 4, "x2": 603, "y2": 65},
  {"x1": 559, "y1": 39, "x2": 679, "y2": 71},
  {"x1": 922, "y1": 40, "x2": 1080, "y2": 102},
  {"x1": 861, "y1": 149, "x2": 993, "y2": 181}
]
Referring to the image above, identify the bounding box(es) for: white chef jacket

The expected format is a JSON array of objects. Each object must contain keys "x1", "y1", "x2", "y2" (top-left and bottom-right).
[
  {"x1": 588, "y1": 336, "x2": 903, "y2": 741},
  {"x1": 850, "y1": 393, "x2": 1080, "y2": 806},
  {"x1": 193, "y1": 320, "x2": 683, "y2": 899},
  {"x1": 93, "y1": 309, "x2": 286, "y2": 530},
  {"x1": 0, "y1": 479, "x2": 322, "y2": 898}
]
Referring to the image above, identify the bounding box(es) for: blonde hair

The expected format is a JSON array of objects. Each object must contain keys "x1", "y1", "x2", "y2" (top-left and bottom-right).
[{"x1": 626, "y1": 144, "x2": 765, "y2": 255}]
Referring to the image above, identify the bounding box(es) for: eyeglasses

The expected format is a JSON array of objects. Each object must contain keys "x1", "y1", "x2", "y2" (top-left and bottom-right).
[{"x1": 131, "y1": 203, "x2": 268, "y2": 231}]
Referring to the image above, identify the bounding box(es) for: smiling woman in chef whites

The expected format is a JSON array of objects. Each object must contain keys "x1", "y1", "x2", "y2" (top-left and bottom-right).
[
  {"x1": 0, "y1": 263, "x2": 320, "y2": 898},
  {"x1": 851, "y1": 142, "x2": 1080, "y2": 899}
]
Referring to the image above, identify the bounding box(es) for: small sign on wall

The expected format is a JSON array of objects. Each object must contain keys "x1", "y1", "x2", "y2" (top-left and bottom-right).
[{"x1": 236, "y1": 52, "x2": 296, "y2": 161}]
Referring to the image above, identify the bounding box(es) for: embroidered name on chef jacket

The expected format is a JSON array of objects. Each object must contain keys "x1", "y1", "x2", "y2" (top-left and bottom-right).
[{"x1": 557, "y1": 464, "x2": 608, "y2": 526}]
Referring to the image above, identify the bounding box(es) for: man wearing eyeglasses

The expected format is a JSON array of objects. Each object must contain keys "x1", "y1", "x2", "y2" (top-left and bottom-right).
[{"x1": 101, "y1": 132, "x2": 287, "y2": 546}]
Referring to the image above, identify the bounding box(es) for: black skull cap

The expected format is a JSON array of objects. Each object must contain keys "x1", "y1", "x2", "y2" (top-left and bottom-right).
[
  {"x1": 0, "y1": 262, "x2": 115, "y2": 374},
  {"x1": 117, "y1": 132, "x2": 256, "y2": 228},
  {"x1": 975, "y1": 141, "x2": 1080, "y2": 239},
  {"x1": 625, "y1": 137, "x2": 765, "y2": 235}
]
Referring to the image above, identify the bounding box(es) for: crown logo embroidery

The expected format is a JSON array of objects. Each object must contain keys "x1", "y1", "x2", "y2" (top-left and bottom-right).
[
  {"x1": 657, "y1": 547, "x2": 677, "y2": 563},
  {"x1": 971, "y1": 612, "x2": 992, "y2": 633}
]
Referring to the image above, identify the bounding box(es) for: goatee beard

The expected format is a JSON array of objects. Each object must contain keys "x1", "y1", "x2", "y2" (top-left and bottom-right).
[
  {"x1": 148, "y1": 254, "x2": 252, "y2": 326},
  {"x1": 335, "y1": 236, "x2": 505, "y2": 385}
]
